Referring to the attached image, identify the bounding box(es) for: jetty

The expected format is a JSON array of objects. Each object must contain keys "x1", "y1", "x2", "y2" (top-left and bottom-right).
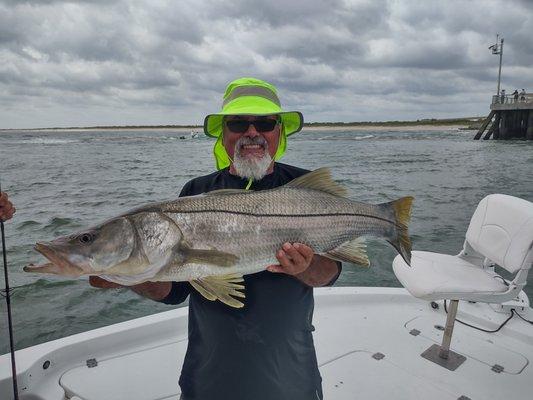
[{"x1": 474, "y1": 92, "x2": 533, "y2": 140}]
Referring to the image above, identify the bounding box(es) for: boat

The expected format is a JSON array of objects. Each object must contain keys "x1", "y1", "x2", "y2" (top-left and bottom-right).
[
  {"x1": 1, "y1": 287, "x2": 532, "y2": 399},
  {"x1": 1, "y1": 194, "x2": 532, "y2": 399}
]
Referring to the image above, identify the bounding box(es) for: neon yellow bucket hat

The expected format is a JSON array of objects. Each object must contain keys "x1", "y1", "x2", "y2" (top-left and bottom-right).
[{"x1": 204, "y1": 77, "x2": 304, "y2": 170}]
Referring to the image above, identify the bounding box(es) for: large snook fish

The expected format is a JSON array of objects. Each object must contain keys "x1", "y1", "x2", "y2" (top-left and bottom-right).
[{"x1": 25, "y1": 168, "x2": 413, "y2": 308}]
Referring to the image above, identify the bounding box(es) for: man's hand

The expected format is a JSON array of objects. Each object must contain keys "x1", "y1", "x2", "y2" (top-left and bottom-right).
[
  {"x1": 89, "y1": 276, "x2": 172, "y2": 301},
  {"x1": 267, "y1": 242, "x2": 314, "y2": 276},
  {"x1": 89, "y1": 276, "x2": 123, "y2": 289},
  {"x1": 267, "y1": 242, "x2": 341, "y2": 287},
  {"x1": 0, "y1": 192, "x2": 16, "y2": 222}
]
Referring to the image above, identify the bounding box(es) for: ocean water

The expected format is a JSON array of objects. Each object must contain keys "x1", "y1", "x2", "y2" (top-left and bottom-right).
[{"x1": 0, "y1": 128, "x2": 532, "y2": 354}]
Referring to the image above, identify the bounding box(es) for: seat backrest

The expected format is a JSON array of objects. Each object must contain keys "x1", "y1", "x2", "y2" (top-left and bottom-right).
[{"x1": 466, "y1": 194, "x2": 533, "y2": 274}]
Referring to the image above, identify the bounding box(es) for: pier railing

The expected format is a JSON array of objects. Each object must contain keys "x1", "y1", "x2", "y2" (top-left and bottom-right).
[
  {"x1": 479, "y1": 92, "x2": 533, "y2": 140},
  {"x1": 492, "y1": 93, "x2": 533, "y2": 105}
]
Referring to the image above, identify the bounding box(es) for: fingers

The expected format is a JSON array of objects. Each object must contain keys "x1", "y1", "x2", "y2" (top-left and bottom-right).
[
  {"x1": 89, "y1": 276, "x2": 123, "y2": 289},
  {"x1": 293, "y1": 243, "x2": 314, "y2": 262},
  {"x1": 0, "y1": 192, "x2": 16, "y2": 222},
  {"x1": 266, "y1": 263, "x2": 284, "y2": 273},
  {"x1": 268, "y1": 243, "x2": 314, "y2": 276}
]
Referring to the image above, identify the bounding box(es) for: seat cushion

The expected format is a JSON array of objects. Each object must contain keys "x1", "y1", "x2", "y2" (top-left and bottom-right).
[{"x1": 392, "y1": 251, "x2": 508, "y2": 301}]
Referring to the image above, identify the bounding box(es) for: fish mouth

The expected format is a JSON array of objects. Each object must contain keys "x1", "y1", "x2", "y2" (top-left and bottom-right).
[{"x1": 24, "y1": 242, "x2": 85, "y2": 277}]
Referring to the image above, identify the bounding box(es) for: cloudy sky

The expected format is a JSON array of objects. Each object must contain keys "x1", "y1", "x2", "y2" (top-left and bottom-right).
[{"x1": 1, "y1": 0, "x2": 532, "y2": 129}]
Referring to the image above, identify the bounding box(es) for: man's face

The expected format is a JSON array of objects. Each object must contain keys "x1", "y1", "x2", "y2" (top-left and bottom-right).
[
  {"x1": 223, "y1": 115, "x2": 281, "y2": 179},
  {"x1": 223, "y1": 115, "x2": 280, "y2": 160}
]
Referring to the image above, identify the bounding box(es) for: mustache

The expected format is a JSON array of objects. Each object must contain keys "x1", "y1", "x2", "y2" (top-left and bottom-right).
[{"x1": 236, "y1": 136, "x2": 268, "y2": 148}]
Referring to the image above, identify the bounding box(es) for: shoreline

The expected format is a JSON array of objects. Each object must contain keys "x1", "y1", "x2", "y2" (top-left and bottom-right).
[
  {"x1": 303, "y1": 124, "x2": 467, "y2": 132},
  {"x1": 0, "y1": 124, "x2": 469, "y2": 133}
]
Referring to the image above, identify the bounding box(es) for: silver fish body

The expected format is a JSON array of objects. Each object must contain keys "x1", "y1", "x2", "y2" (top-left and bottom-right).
[{"x1": 25, "y1": 168, "x2": 413, "y2": 308}]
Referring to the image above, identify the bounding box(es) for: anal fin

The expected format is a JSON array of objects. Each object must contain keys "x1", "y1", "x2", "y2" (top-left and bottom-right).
[
  {"x1": 190, "y1": 273, "x2": 245, "y2": 308},
  {"x1": 324, "y1": 237, "x2": 370, "y2": 267}
]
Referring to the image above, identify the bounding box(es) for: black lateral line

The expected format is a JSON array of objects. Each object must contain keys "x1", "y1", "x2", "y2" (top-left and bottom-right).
[{"x1": 162, "y1": 209, "x2": 397, "y2": 225}]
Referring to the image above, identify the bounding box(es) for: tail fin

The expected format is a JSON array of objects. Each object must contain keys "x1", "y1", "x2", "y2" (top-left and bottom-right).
[{"x1": 384, "y1": 196, "x2": 413, "y2": 266}]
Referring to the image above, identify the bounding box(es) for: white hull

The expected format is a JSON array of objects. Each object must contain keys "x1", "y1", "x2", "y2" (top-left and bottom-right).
[{"x1": 1, "y1": 287, "x2": 532, "y2": 399}]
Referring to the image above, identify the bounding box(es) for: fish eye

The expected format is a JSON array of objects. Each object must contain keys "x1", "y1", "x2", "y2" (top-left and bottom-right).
[{"x1": 78, "y1": 233, "x2": 94, "y2": 244}]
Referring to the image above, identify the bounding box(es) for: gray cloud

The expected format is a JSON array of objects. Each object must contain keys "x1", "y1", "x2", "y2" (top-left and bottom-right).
[{"x1": 0, "y1": 0, "x2": 532, "y2": 128}]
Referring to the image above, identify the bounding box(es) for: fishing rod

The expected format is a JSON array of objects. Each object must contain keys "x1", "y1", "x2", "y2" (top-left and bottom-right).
[{"x1": 0, "y1": 179, "x2": 19, "y2": 400}]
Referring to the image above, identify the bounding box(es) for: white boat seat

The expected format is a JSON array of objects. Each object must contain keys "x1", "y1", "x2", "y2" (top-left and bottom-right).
[
  {"x1": 392, "y1": 251, "x2": 508, "y2": 301},
  {"x1": 394, "y1": 194, "x2": 533, "y2": 304},
  {"x1": 392, "y1": 194, "x2": 533, "y2": 369}
]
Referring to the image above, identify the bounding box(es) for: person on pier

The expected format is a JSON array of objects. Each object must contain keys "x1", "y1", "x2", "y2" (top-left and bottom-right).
[{"x1": 500, "y1": 89, "x2": 506, "y2": 104}]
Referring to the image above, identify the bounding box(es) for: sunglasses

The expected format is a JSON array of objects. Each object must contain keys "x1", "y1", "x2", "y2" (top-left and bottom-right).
[{"x1": 225, "y1": 118, "x2": 280, "y2": 134}]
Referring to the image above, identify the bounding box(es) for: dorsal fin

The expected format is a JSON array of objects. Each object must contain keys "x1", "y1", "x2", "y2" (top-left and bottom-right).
[{"x1": 285, "y1": 168, "x2": 347, "y2": 197}]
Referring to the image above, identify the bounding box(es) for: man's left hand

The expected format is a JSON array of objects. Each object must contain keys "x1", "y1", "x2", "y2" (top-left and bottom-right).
[{"x1": 267, "y1": 242, "x2": 314, "y2": 276}]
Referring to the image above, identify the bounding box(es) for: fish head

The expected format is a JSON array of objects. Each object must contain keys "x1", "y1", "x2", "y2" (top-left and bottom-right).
[
  {"x1": 26, "y1": 211, "x2": 185, "y2": 280},
  {"x1": 27, "y1": 217, "x2": 137, "y2": 276}
]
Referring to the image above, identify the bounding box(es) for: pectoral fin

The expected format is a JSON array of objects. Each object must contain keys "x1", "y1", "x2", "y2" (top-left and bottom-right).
[
  {"x1": 190, "y1": 274, "x2": 245, "y2": 308},
  {"x1": 182, "y1": 247, "x2": 239, "y2": 267},
  {"x1": 324, "y1": 237, "x2": 370, "y2": 267}
]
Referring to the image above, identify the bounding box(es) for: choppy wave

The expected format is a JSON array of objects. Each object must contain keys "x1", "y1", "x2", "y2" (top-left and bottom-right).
[
  {"x1": 41, "y1": 217, "x2": 83, "y2": 234},
  {"x1": 20, "y1": 138, "x2": 79, "y2": 145},
  {"x1": 17, "y1": 220, "x2": 41, "y2": 230},
  {"x1": 317, "y1": 134, "x2": 375, "y2": 141}
]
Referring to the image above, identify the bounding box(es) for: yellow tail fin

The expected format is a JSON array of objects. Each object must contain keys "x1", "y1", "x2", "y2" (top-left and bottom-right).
[{"x1": 388, "y1": 196, "x2": 414, "y2": 266}]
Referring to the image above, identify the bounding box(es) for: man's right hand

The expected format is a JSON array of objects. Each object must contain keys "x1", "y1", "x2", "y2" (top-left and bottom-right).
[
  {"x1": 89, "y1": 276, "x2": 172, "y2": 301},
  {"x1": 89, "y1": 276, "x2": 124, "y2": 289},
  {"x1": 0, "y1": 191, "x2": 16, "y2": 222}
]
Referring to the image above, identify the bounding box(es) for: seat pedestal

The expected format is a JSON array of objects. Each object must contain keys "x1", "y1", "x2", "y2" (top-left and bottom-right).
[{"x1": 421, "y1": 300, "x2": 467, "y2": 371}]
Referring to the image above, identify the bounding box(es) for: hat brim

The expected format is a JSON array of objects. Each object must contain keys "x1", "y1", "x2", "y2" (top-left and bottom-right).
[{"x1": 204, "y1": 111, "x2": 304, "y2": 138}]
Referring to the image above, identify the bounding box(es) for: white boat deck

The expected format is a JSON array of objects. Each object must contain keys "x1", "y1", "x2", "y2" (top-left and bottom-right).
[{"x1": 1, "y1": 287, "x2": 532, "y2": 400}]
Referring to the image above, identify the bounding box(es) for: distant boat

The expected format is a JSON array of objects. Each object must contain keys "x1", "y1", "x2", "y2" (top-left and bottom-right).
[{"x1": 190, "y1": 130, "x2": 199, "y2": 139}]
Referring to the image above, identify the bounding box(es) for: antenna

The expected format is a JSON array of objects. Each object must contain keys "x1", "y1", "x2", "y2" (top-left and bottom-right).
[{"x1": 489, "y1": 34, "x2": 504, "y2": 95}]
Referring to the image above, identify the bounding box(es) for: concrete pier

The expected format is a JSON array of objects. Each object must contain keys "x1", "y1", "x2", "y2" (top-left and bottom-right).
[{"x1": 475, "y1": 93, "x2": 533, "y2": 140}]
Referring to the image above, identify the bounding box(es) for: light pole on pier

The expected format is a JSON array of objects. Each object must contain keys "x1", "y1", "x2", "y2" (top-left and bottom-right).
[{"x1": 488, "y1": 34, "x2": 504, "y2": 95}]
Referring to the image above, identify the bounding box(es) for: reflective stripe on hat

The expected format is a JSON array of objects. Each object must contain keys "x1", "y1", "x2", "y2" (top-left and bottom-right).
[{"x1": 222, "y1": 85, "x2": 281, "y2": 108}]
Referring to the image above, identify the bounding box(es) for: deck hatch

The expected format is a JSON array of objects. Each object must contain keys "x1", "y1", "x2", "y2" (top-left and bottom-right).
[
  {"x1": 60, "y1": 341, "x2": 187, "y2": 400},
  {"x1": 320, "y1": 350, "x2": 458, "y2": 399}
]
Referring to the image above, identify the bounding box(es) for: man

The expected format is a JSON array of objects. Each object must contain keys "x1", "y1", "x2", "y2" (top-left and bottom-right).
[
  {"x1": 109, "y1": 77, "x2": 341, "y2": 399},
  {"x1": 174, "y1": 77, "x2": 341, "y2": 399},
  {"x1": 7, "y1": 77, "x2": 342, "y2": 400}
]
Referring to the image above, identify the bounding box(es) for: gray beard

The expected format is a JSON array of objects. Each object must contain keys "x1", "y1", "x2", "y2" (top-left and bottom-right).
[{"x1": 232, "y1": 136, "x2": 273, "y2": 181}]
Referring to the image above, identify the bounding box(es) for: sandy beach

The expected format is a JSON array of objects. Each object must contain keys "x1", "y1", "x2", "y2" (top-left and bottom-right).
[{"x1": 302, "y1": 124, "x2": 467, "y2": 132}]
